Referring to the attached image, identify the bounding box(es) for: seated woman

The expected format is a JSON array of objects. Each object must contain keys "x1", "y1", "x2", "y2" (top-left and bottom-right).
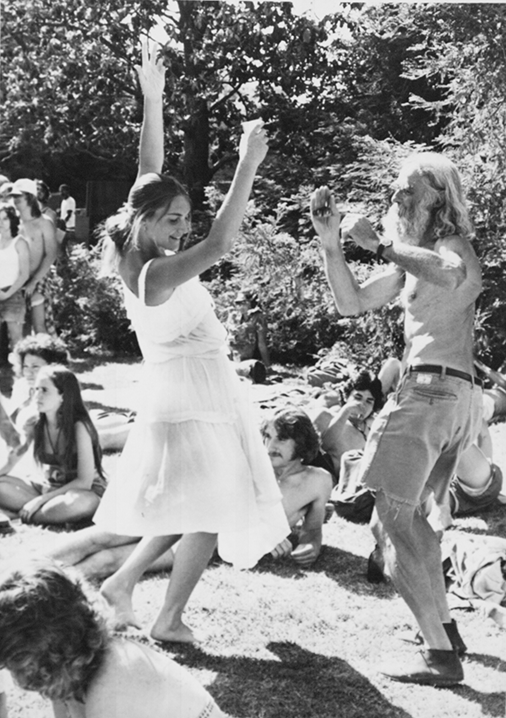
[
  {"x1": 0, "y1": 561, "x2": 225, "y2": 718},
  {"x1": 4, "y1": 334, "x2": 133, "y2": 452},
  {"x1": 226, "y1": 288, "x2": 270, "y2": 383},
  {"x1": 0, "y1": 365, "x2": 106, "y2": 526}
]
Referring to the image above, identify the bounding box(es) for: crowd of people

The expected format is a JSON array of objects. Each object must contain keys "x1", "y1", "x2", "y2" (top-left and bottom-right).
[
  {"x1": 0, "y1": 175, "x2": 76, "y2": 349},
  {"x1": 0, "y1": 38, "x2": 504, "y2": 718}
]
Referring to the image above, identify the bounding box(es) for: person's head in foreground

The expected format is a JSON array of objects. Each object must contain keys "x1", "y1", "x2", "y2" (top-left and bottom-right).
[
  {"x1": 384, "y1": 152, "x2": 473, "y2": 247},
  {"x1": 342, "y1": 369, "x2": 384, "y2": 421},
  {"x1": 101, "y1": 173, "x2": 191, "y2": 270},
  {"x1": 0, "y1": 560, "x2": 225, "y2": 717},
  {"x1": 261, "y1": 407, "x2": 320, "y2": 469},
  {"x1": 12, "y1": 334, "x2": 70, "y2": 387},
  {"x1": 0, "y1": 561, "x2": 108, "y2": 703}
]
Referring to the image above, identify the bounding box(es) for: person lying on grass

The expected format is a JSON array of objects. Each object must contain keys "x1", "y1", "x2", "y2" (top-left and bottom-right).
[
  {"x1": 0, "y1": 365, "x2": 106, "y2": 526},
  {"x1": 308, "y1": 368, "x2": 384, "y2": 479},
  {"x1": 49, "y1": 408, "x2": 333, "y2": 578},
  {"x1": 0, "y1": 561, "x2": 225, "y2": 718}
]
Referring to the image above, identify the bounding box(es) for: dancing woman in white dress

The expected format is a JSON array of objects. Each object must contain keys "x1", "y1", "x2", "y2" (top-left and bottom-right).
[{"x1": 93, "y1": 42, "x2": 289, "y2": 643}]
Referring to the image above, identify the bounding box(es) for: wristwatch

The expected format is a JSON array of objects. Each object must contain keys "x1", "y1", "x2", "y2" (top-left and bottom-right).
[{"x1": 376, "y1": 237, "x2": 393, "y2": 262}]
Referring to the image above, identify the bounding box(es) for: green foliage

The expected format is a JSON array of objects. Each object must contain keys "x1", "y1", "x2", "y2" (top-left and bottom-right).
[
  {"x1": 202, "y1": 185, "x2": 404, "y2": 366},
  {"x1": 204, "y1": 206, "x2": 342, "y2": 364},
  {"x1": 4, "y1": 2, "x2": 506, "y2": 365},
  {"x1": 52, "y1": 246, "x2": 140, "y2": 356}
]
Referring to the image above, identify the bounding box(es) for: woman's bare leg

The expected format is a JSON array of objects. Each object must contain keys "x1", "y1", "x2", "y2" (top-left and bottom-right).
[
  {"x1": 150, "y1": 531, "x2": 217, "y2": 644},
  {"x1": 101, "y1": 534, "x2": 181, "y2": 628}
]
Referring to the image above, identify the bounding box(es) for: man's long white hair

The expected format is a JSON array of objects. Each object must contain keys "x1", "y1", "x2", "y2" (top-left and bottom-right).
[{"x1": 405, "y1": 152, "x2": 474, "y2": 240}]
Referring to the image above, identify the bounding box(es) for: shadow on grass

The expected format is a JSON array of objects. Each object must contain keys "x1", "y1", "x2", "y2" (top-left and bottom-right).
[
  {"x1": 466, "y1": 652, "x2": 505, "y2": 673},
  {"x1": 79, "y1": 381, "x2": 105, "y2": 391},
  {"x1": 172, "y1": 640, "x2": 411, "y2": 718},
  {"x1": 445, "y1": 684, "x2": 505, "y2": 718},
  {"x1": 84, "y1": 400, "x2": 133, "y2": 413},
  {"x1": 70, "y1": 353, "x2": 141, "y2": 373},
  {"x1": 253, "y1": 545, "x2": 397, "y2": 599}
]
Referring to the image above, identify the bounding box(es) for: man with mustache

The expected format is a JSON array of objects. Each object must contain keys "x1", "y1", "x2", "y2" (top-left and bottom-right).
[
  {"x1": 260, "y1": 408, "x2": 333, "y2": 567},
  {"x1": 310, "y1": 153, "x2": 483, "y2": 686}
]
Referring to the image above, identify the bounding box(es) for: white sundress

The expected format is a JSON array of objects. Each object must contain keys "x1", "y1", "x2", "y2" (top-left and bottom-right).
[{"x1": 93, "y1": 260, "x2": 289, "y2": 569}]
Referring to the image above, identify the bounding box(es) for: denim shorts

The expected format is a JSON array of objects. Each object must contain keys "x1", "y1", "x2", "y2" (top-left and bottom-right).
[
  {"x1": 0, "y1": 289, "x2": 25, "y2": 323},
  {"x1": 358, "y1": 371, "x2": 483, "y2": 506}
]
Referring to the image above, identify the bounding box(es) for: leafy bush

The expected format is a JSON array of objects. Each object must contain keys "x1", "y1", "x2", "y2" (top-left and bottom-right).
[
  {"x1": 52, "y1": 245, "x2": 140, "y2": 356},
  {"x1": 203, "y1": 182, "x2": 405, "y2": 366}
]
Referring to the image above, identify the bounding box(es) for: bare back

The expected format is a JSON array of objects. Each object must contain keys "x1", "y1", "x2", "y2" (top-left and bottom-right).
[{"x1": 78, "y1": 637, "x2": 223, "y2": 718}]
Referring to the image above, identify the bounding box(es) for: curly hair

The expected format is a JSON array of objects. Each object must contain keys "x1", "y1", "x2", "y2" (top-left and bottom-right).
[
  {"x1": 13, "y1": 334, "x2": 70, "y2": 373},
  {"x1": 99, "y1": 173, "x2": 189, "y2": 272},
  {"x1": 342, "y1": 369, "x2": 384, "y2": 412},
  {"x1": 261, "y1": 408, "x2": 320, "y2": 464},
  {"x1": 404, "y1": 152, "x2": 473, "y2": 240},
  {"x1": 0, "y1": 561, "x2": 109, "y2": 703}
]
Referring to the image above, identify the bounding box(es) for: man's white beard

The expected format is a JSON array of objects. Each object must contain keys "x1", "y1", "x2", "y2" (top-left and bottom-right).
[{"x1": 382, "y1": 203, "x2": 432, "y2": 246}]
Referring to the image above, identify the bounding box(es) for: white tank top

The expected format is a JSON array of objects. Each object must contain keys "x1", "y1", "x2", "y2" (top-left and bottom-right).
[{"x1": 0, "y1": 237, "x2": 20, "y2": 289}]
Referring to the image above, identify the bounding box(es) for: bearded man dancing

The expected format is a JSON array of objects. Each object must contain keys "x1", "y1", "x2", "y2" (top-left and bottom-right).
[{"x1": 311, "y1": 153, "x2": 483, "y2": 686}]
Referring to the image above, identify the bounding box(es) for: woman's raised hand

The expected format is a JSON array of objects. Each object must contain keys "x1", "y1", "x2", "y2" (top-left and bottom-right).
[
  {"x1": 239, "y1": 119, "x2": 269, "y2": 167},
  {"x1": 135, "y1": 38, "x2": 166, "y2": 100}
]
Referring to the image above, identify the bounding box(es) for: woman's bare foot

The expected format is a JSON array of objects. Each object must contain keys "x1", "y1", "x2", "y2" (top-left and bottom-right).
[
  {"x1": 100, "y1": 577, "x2": 141, "y2": 630},
  {"x1": 150, "y1": 618, "x2": 196, "y2": 644}
]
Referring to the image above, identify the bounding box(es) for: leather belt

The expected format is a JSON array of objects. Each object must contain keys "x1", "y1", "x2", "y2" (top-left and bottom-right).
[{"x1": 408, "y1": 364, "x2": 483, "y2": 387}]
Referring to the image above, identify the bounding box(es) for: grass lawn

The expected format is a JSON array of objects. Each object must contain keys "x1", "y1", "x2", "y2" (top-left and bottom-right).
[{"x1": 0, "y1": 356, "x2": 505, "y2": 718}]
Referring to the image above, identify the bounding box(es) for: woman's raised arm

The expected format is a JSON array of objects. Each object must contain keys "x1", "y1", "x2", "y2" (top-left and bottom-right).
[
  {"x1": 136, "y1": 40, "x2": 166, "y2": 178},
  {"x1": 145, "y1": 122, "x2": 269, "y2": 302}
]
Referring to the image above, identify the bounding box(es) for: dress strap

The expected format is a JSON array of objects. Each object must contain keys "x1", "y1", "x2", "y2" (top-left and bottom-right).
[{"x1": 138, "y1": 260, "x2": 154, "y2": 305}]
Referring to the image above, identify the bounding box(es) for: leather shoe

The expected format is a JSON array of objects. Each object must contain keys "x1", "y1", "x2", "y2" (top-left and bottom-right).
[
  {"x1": 381, "y1": 648, "x2": 464, "y2": 686},
  {"x1": 399, "y1": 619, "x2": 467, "y2": 656}
]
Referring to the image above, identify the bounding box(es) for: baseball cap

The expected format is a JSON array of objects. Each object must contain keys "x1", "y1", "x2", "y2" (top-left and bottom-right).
[{"x1": 8, "y1": 179, "x2": 38, "y2": 197}]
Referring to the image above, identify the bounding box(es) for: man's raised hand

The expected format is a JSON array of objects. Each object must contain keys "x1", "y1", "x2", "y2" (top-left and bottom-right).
[{"x1": 310, "y1": 186, "x2": 341, "y2": 249}]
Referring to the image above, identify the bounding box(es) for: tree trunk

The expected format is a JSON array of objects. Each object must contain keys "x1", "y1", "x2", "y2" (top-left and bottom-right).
[{"x1": 183, "y1": 97, "x2": 212, "y2": 207}]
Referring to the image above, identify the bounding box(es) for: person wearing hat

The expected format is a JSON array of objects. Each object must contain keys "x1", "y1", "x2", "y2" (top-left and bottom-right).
[{"x1": 8, "y1": 179, "x2": 58, "y2": 335}]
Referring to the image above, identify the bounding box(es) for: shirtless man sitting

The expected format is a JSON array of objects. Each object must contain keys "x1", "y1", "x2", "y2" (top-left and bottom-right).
[
  {"x1": 7, "y1": 179, "x2": 58, "y2": 334},
  {"x1": 260, "y1": 407, "x2": 333, "y2": 567},
  {"x1": 49, "y1": 408, "x2": 333, "y2": 577}
]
